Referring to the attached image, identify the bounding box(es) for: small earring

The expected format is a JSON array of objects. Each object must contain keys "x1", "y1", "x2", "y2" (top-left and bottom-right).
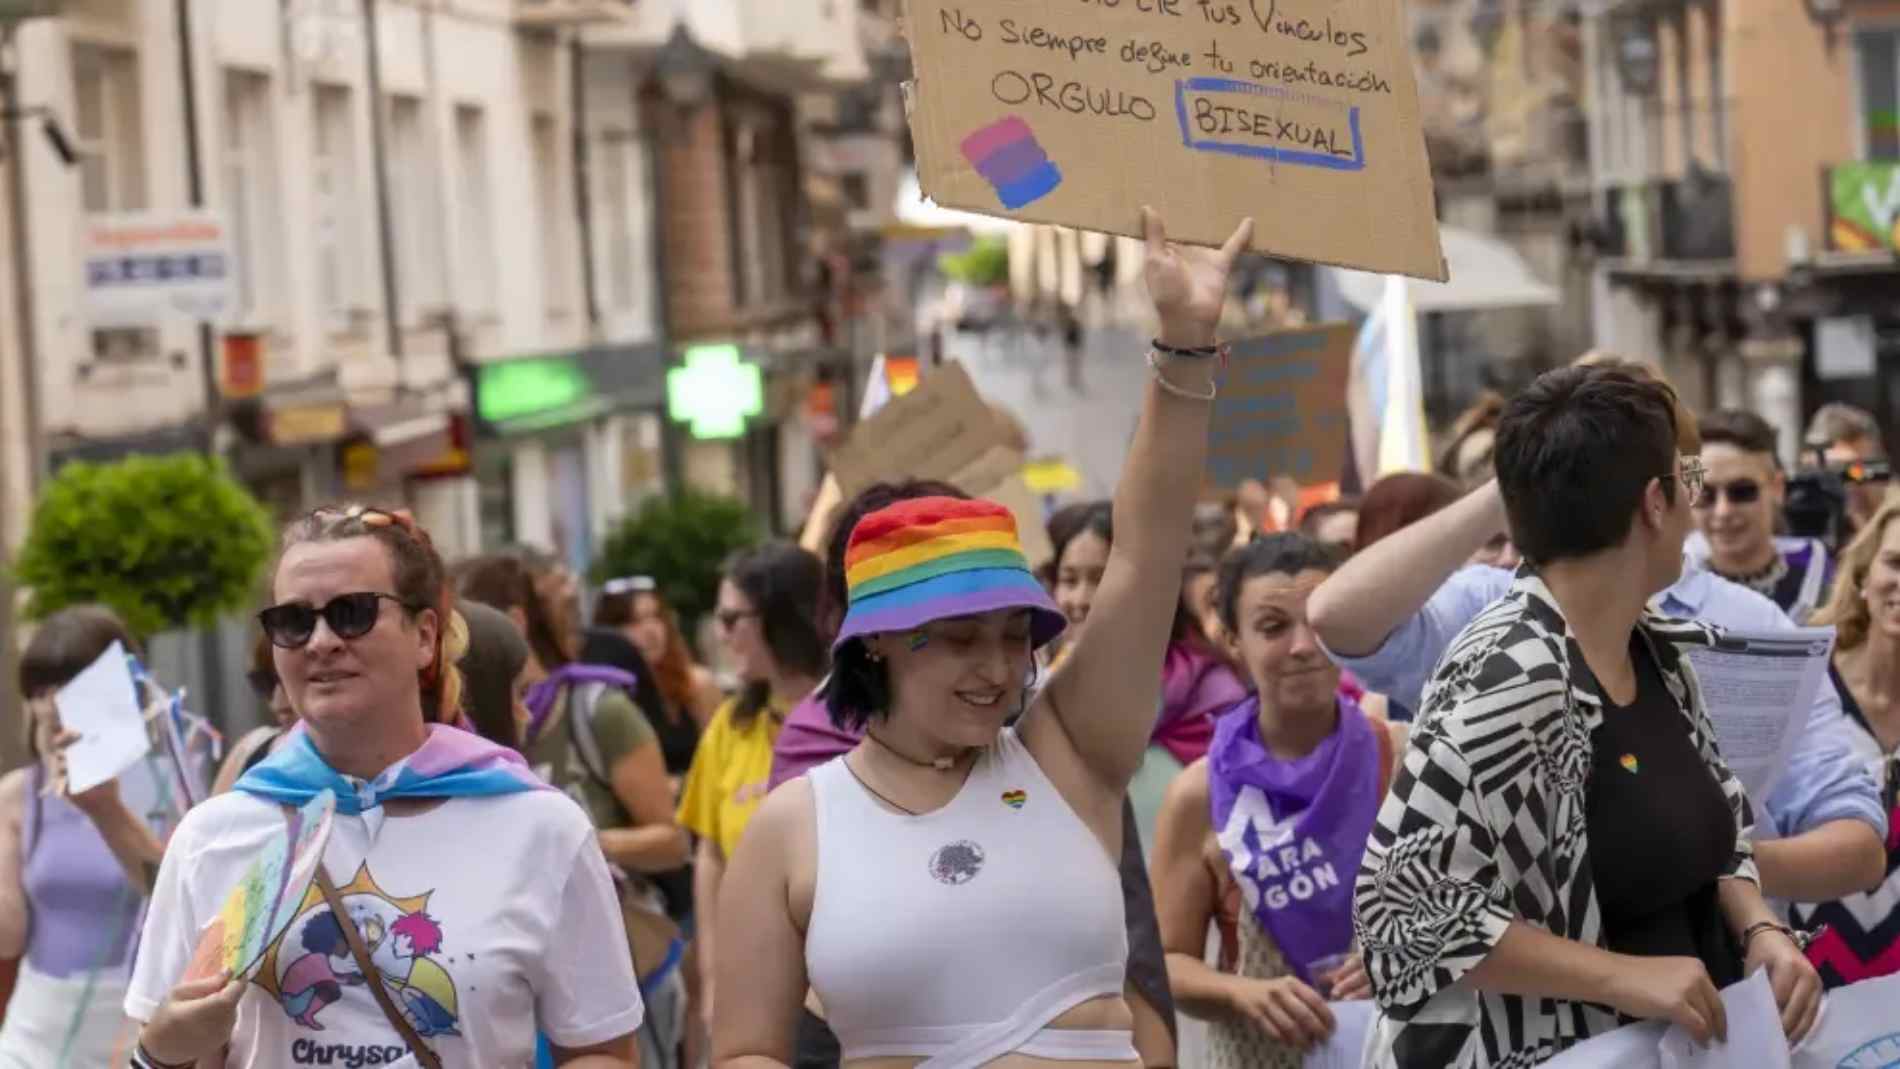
[{"x1": 865, "y1": 646, "x2": 883, "y2": 663}]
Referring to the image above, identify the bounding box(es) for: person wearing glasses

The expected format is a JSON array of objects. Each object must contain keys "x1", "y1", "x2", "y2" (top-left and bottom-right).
[
  {"x1": 126, "y1": 505, "x2": 642, "y2": 1069},
  {"x1": 677, "y1": 543, "x2": 827, "y2": 1036},
  {"x1": 1682, "y1": 409, "x2": 1835, "y2": 624},
  {"x1": 1352, "y1": 365, "x2": 1823, "y2": 1068},
  {"x1": 1311, "y1": 417, "x2": 1886, "y2": 912}
]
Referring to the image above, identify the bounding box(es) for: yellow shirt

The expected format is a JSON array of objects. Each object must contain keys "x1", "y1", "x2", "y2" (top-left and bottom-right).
[{"x1": 676, "y1": 696, "x2": 784, "y2": 859}]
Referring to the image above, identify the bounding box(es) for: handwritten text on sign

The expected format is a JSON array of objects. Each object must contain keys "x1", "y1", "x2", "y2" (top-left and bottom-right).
[
  {"x1": 1205, "y1": 324, "x2": 1354, "y2": 490},
  {"x1": 906, "y1": 0, "x2": 1444, "y2": 279}
]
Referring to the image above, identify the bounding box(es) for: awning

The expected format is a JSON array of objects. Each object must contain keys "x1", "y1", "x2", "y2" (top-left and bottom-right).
[
  {"x1": 890, "y1": 170, "x2": 1019, "y2": 238},
  {"x1": 1330, "y1": 226, "x2": 1559, "y2": 313}
]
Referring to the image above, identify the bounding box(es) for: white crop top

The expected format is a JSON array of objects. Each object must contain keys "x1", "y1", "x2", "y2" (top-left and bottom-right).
[{"x1": 805, "y1": 726, "x2": 1135, "y2": 1067}]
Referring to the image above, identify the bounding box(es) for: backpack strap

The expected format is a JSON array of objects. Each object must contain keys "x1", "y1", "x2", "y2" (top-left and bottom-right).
[
  {"x1": 315, "y1": 866, "x2": 442, "y2": 1069},
  {"x1": 567, "y1": 681, "x2": 617, "y2": 792}
]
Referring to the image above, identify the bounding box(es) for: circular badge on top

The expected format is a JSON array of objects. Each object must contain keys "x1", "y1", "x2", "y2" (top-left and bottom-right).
[{"x1": 928, "y1": 840, "x2": 985, "y2": 886}]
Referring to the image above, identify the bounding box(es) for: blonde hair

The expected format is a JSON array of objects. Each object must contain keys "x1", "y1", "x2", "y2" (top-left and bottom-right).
[{"x1": 1813, "y1": 498, "x2": 1900, "y2": 651}]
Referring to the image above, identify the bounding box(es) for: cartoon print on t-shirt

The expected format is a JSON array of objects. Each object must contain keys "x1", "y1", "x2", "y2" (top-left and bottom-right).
[{"x1": 256, "y1": 863, "x2": 462, "y2": 1039}]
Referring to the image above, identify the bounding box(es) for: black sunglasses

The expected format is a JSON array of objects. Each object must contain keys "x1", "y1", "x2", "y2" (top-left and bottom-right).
[
  {"x1": 1693, "y1": 479, "x2": 1762, "y2": 508},
  {"x1": 258, "y1": 592, "x2": 414, "y2": 649}
]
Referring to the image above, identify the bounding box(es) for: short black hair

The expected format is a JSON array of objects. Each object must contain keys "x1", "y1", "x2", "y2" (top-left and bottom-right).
[
  {"x1": 1699, "y1": 408, "x2": 1780, "y2": 460},
  {"x1": 1215, "y1": 534, "x2": 1345, "y2": 633},
  {"x1": 821, "y1": 480, "x2": 970, "y2": 731},
  {"x1": 724, "y1": 542, "x2": 827, "y2": 726},
  {"x1": 1494, "y1": 365, "x2": 1682, "y2": 566}
]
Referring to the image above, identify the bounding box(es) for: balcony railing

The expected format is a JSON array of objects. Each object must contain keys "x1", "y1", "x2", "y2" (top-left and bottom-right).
[
  {"x1": 513, "y1": 0, "x2": 630, "y2": 28},
  {"x1": 1598, "y1": 171, "x2": 1735, "y2": 264}
]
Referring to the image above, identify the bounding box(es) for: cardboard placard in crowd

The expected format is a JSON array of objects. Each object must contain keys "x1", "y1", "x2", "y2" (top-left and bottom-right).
[
  {"x1": 901, "y1": 0, "x2": 1446, "y2": 280},
  {"x1": 817, "y1": 361, "x2": 1053, "y2": 566},
  {"x1": 1205, "y1": 323, "x2": 1355, "y2": 491},
  {"x1": 829, "y1": 361, "x2": 1003, "y2": 499}
]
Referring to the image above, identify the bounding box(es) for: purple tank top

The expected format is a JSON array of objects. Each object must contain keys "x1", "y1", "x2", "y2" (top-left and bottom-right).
[{"x1": 21, "y1": 765, "x2": 144, "y2": 978}]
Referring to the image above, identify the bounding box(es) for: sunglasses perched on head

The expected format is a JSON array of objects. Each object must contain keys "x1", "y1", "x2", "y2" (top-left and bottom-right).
[{"x1": 258, "y1": 592, "x2": 415, "y2": 649}]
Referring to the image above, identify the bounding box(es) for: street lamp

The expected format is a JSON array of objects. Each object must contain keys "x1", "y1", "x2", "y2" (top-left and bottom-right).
[
  {"x1": 1803, "y1": 0, "x2": 1846, "y2": 48},
  {"x1": 654, "y1": 25, "x2": 716, "y2": 110},
  {"x1": 1612, "y1": 13, "x2": 1660, "y2": 97}
]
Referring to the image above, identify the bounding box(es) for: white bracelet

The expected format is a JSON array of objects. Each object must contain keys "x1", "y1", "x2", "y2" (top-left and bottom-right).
[{"x1": 1146, "y1": 349, "x2": 1218, "y2": 402}]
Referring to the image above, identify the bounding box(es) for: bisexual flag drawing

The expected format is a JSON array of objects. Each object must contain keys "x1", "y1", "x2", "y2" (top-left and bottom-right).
[{"x1": 961, "y1": 117, "x2": 1062, "y2": 210}]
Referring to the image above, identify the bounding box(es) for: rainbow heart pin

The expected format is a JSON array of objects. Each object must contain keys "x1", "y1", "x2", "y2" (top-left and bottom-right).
[
  {"x1": 1001, "y1": 789, "x2": 1027, "y2": 811},
  {"x1": 1619, "y1": 753, "x2": 1640, "y2": 774}
]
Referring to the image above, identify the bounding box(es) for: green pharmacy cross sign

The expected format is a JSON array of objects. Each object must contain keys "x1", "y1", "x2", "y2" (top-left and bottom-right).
[{"x1": 668, "y1": 345, "x2": 763, "y2": 439}]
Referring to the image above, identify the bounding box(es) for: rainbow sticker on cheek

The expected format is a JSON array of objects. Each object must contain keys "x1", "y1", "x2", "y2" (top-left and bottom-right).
[{"x1": 908, "y1": 631, "x2": 930, "y2": 652}]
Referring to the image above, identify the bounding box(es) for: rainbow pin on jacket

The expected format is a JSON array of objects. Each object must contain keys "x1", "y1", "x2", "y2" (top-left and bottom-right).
[{"x1": 834, "y1": 497, "x2": 1066, "y2": 653}]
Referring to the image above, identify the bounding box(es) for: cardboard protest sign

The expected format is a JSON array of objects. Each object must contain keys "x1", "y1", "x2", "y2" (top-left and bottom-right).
[
  {"x1": 1205, "y1": 324, "x2": 1354, "y2": 491},
  {"x1": 824, "y1": 361, "x2": 1056, "y2": 564},
  {"x1": 829, "y1": 362, "x2": 1004, "y2": 499},
  {"x1": 903, "y1": 0, "x2": 1446, "y2": 280}
]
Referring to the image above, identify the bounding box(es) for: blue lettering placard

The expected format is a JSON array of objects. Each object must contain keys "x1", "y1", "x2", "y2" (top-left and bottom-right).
[{"x1": 1205, "y1": 323, "x2": 1355, "y2": 491}]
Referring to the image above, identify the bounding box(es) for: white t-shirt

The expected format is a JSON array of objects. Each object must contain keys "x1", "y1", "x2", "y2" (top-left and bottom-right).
[{"x1": 127, "y1": 788, "x2": 642, "y2": 1068}]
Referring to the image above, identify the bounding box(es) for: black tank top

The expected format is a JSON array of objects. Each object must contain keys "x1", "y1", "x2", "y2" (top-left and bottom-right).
[
  {"x1": 652, "y1": 698, "x2": 701, "y2": 778},
  {"x1": 1586, "y1": 634, "x2": 1743, "y2": 987}
]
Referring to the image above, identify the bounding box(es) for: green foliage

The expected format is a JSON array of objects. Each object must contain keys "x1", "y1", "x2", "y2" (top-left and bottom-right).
[
  {"x1": 590, "y1": 489, "x2": 761, "y2": 644},
  {"x1": 13, "y1": 453, "x2": 276, "y2": 639},
  {"x1": 937, "y1": 236, "x2": 1010, "y2": 287}
]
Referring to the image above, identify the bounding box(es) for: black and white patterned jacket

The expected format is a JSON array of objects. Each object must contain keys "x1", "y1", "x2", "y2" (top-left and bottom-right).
[{"x1": 1352, "y1": 571, "x2": 1758, "y2": 1069}]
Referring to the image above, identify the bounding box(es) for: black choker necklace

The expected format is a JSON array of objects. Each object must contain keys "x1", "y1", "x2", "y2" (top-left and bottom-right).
[
  {"x1": 1718, "y1": 554, "x2": 1788, "y2": 598},
  {"x1": 866, "y1": 730, "x2": 968, "y2": 771}
]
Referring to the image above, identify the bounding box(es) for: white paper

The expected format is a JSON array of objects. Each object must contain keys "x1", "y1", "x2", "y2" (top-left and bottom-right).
[
  {"x1": 1684, "y1": 627, "x2": 1835, "y2": 805},
  {"x1": 1305, "y1": 999, "x2": 1377, "y2": 1069},
  {"x1": 52, "y1": 641, "x2": 151, "y2": 794},
  {"x1": 1542, "y1": 1020, "x2": 1667, "y2": 1069},
  {"x1": 1658, "y1": 971, "x2": 1790, "y2": 1069},
  {"x1": 1790, "y1": 974, "x2": 1900, "y2": 1068}
]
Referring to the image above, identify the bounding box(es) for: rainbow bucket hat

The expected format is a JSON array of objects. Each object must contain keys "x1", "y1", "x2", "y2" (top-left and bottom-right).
[{"x1": 834, "y1": 496, "x2": 1067, "y2": 653}]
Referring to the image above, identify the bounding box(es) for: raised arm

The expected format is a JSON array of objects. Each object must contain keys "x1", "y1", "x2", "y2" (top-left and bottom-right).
[
  {"x1": 1308, "y1": 480, "x2": 1509, "y2": 658},
  {"x1": 52, "y1": 727, "x2": 165, "y2": 893},
  {"x1": 1031, "y1": 209, "x2": 1252, "y2": 795},
  {"x1": 0, "y1": 771, "x2": 29, "y2": 958}
]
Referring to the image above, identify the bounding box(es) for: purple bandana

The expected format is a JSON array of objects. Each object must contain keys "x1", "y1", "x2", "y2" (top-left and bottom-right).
[{"x1": 1207, "y1": 693, "x2": 1382, "y2": 984}]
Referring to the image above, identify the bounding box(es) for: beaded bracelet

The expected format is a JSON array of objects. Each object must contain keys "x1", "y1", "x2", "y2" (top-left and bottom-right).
[
  {"x1": 1146, "y1": 349, "x2": 1219, "y2": 402},
  {"x1": 133, "y1": 1044, "x2": 196, "y2": 1069}
]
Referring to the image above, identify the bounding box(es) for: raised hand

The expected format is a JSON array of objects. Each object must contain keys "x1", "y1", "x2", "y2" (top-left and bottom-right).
[
  {"x1": 1141, "y1": 206, "x2": 1254, "y2": 350},
  {"x1": 49, "y1": 727, "x2": 120, "y2": 817}
]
